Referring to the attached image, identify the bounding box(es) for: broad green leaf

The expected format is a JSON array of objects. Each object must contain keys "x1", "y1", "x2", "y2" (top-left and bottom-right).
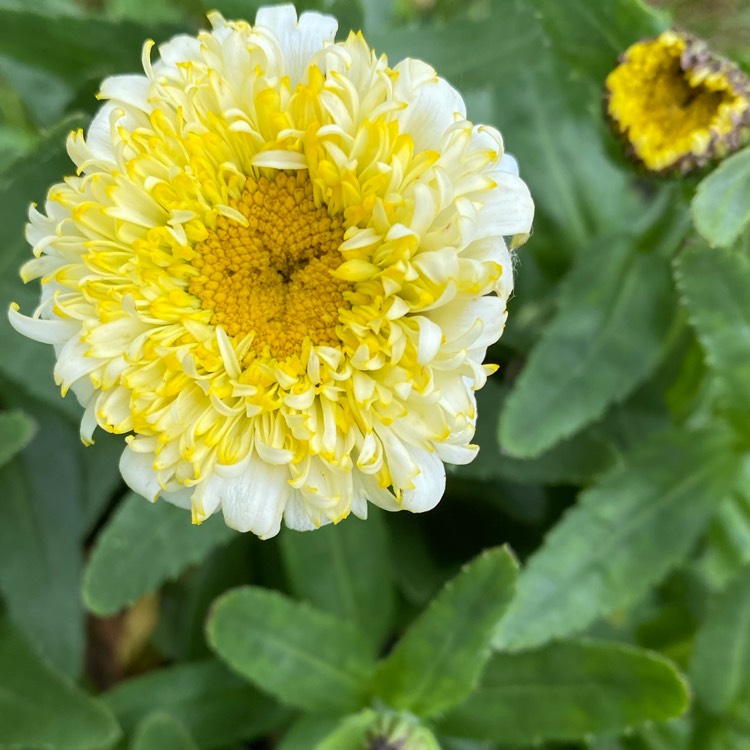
[
  {"x1": 0, "y1": 115, "x2": 85, "y2": 418},
  {"x1": 131, "y1": 713, "x2": 200, "y2": 750},
  {"x1": 0, "y1": 404, "x2": 85, "y2": 677},
  {"x1": 0, "y1": 617, "x2": 121, "y2": 750},
  {"x1": 675, "y1": 245, "x2": 750, "y2": 436},
  {"x1": 500, "y1": 234, "x2": 674, "y2": 458},
  {"x1": 0, "y1": 9, "x2": 182, "y2": 84},
  {"x1": 0, "y1": 409, "x2": 34, "y2": 468},
  {"x1": 104, "y1": 659, "x2": 288, "y2": 749},
  {"x1": 83, "y1": 491, "x2": 235, "y2": 616},
  {"x1": 528, "y1": 0, "x2": 668, "y2": 85},
  {"x1": 692, "y1": 147, "x2": 750, "y2": 248},
  {"x1": 375, "y1": 547, "x2": 517, "y2": 718},
  {"x1": 624, "y1": 718, "x2": 692, "y2": 750},
  {"x1": 207, "y1": 586, "x2": 377, "y2": 712},
  {"x1": 314, "y1": 710, "x2": 378, "y2": 750},
  {"x1": 280, "y1": 509, "x2": 395, "y2": 649},
  {"x1": 439, "y1": 640, "x2": 688, "y2": 744},
  {"x1": 697, "y1": 480, "x2": 750, "y2": 589},
  {"x1": 691, "y1": 563, "x2": 750, "y2": 714},
  {"x1": 458, "y1": 382, "x2": 618, "y2": 486},
  {"x1": 495, "y1": 427, "x2": 742, "y2": 651}
]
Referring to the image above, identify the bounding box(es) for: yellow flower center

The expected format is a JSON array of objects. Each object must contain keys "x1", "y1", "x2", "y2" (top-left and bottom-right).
[
  {"x1": 189, "y1": 170, "x2": 350, "y2": 360},
  {"x1": 606, "y1": 31, "x2": 749, "y2": 171}
]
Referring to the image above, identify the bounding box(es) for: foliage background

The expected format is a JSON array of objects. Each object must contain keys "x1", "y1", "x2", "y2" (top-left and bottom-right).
[{"x1": 1, "y1": 0, "x2": 750, "y2": 748}]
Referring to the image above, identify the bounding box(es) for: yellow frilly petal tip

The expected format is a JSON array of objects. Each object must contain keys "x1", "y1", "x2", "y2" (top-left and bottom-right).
[{"x1": 605, "y1": 30, "x2": 750, "y2": 174}]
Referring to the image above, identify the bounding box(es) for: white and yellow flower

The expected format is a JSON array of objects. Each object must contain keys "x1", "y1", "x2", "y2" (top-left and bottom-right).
[{"x1": 9, "y1": 5, "x2": 533, "y2": 537}]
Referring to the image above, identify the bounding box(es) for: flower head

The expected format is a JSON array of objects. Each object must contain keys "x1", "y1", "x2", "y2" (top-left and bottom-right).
[
  {"x1": 605, "y1": 30, "x2": 750, "y2": 174},
  {"x1": 9, "y1": 5, "x2": 533, "y2": 537}
]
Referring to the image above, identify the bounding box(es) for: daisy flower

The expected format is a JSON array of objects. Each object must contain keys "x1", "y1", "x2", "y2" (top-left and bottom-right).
[{"x1": 9, "y1": 5, "x2": 533, "y2": 537}]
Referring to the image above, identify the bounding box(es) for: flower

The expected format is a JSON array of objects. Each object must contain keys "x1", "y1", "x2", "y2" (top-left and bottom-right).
[
  {"x1": 9, "y1": 5, "x2": 533, "y2": 537},
  {"x1": 605, "y1": 30, "x2": 750, "y2": 174}
]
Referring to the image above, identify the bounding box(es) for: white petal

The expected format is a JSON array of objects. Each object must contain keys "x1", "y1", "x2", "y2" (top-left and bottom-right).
[
  {"x1": 255, "y1": 4, "x2": 337, "y2": 86},
  {"x1": 161, "y1": 486, "x2": 194, "y2": 510},
  {"x1": 99, "y1": 74, "x2": 152, "y2": 112},
  {"x1": 401, "y1": 446, "x2": 446, "y2": 512},
  {"x1": 435, "y1": 441, "x2": 478, "y2": 465},
  {"x1": 393, "y1": 59, "x2": 466, "y2": 152},
  {"x1": 120, "y1": 446, "x2": 160, "y2": 502},
  {"x1": 481, "y1": 171, "x2": 534, "y2": 238},
  {"x1": 8, "y1": 304, "x2": 78, "y2": 345},
  {"x1": 428, "y1": 296, "x2": 506, "y2": 350},
  {"x1": 498, "y1": 153, "x2": 519, "y2": 176},
  {"x1": 201, "y1": 457, "x2": 288, "y2": 538}
]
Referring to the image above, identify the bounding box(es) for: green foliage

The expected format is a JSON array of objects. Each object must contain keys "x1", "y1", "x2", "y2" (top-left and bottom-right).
[
  {"x1": 279, "y1": 510, "x2": 396, "y2": 649},
  {"x1": 207, "y1": 586, "x2": 378, "y2": 712},
  {"x1": 104, "y1": 659, "x2": 289, "y2": 748},
  {"x1": 83, "y1": 491, "x2": 235, "y2": 616},
  {"x1": 131, "y1": 713, "x2": 200, "y2": 750},
  {"x1": 0, "y1": 409, "x2": 34, "y2": 468},
  {"x1": 692, "y1": 146, "x2": 750, "y2": 248},
  {"x1": 1, "y1": 0, "x2": 750, "y2": 748},
  {"x1": 440, "y1": 640, "x2": 689, "y2": 744},
  {"x1": 495, "y1": 427, "x2": 743, "y2": 651},
  {"x1": 500, "y1": 234, "x2": 674, "y2": 458},
  {"x1": 374, "y1": 546, "x2": 517, "y2": 717},
  {"x1": 0, "y1": 617, "x2": 121, "y2": 750}
]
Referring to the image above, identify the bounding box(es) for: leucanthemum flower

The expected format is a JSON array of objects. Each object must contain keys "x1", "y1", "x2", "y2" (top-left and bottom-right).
[
  {"x1": 606, "y1": 30, "x2": 750, "y2": 174},
  {"x1": 9, "y1": 5, "x2": 533, "y2": 537}
]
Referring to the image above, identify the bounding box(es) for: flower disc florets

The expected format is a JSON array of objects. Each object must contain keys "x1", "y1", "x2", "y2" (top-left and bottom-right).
[
  {"x1": 9, "y1": 5, "x2": 533, "y2": 537},
  {"x1": 606, "y1": 30, "x2": 750, "y2": 174}
]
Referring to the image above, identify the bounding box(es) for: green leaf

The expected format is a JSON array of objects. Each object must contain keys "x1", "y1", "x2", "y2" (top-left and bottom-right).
[
  {"x1": 375, "y1": 547, "x2": 517, "y2": 718},
  {"x1": 0, "y1": 409, "x2": 34, "y2": 468},
  {"x1": 280, "y1": 510, "x2": 395, "y2": 649},
  {"x1": 131, "y1": 713, "x2": 200, "y2": 750},
  {"x1": 206, "y1": 586, "x2": 377, "y2": 713},
  {"x1": 0, "y1": 9, "x2": 182, "y2": 84},
  {"x1": 80, "y1": 431, "x2": 125, "y2": 534},
  {"x1": 691, "y1": 563, "x2": 750, "y2": 714},
  {"x1": 439, "y1": 640, "x2": 688, "y2": 744},
  {"x1": 0, "y1": 617, "x2": 121, "y2": 750},
  {"x1": 0, "y1": 404, "x2": 85, "y2": 677},
  {"x1": 495, "y1": 426, "x2": 742, "y2": 651},
  {"x1": 458, "y1": 382, "x2": 618, "y2": 486},
  {"x1": 500, "y1": 234, "x2": 674, "y2": 458},
  {"x1": 692, "y1": 147, "x2": 750, "y2": 248},
  {"x1": 278, "y1": 716, "x2": 342, "y2": 750},
  {"x1": 313, "y1": 710, "x2": 378, "y2": 750},
  {"x1": 528, "y1": 0, "x2": 668, "y2": 85},
  {"x1": 0, "y1": 115, "x2": 85, "y2": 418},
  {"x1": 104, "y1": 659, "x2": 288, "y2": 749},
  {"x1": 675, "y1": 245, "x2": 750, "y2": 436},
  {"x1": 83, "y1": 491, "x2": 236, "y2": 616}
]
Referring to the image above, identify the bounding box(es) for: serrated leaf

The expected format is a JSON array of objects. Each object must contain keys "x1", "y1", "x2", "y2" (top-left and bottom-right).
[
  {"x1": 207, "y1": 586, "x2": 377, "y2": 713},
  {"x1": 692, "y1": 147, "x2": 750, "y2": 248},
  {"x1": 0, "y1": 404, "x2": 85, "y2": 677},
  {"x1": 280, "y1": 510, "x2": 395, "y2": 649},
  {"x1": 0, "y1": 115, "x2": 85, "y2": 418},
  {"x1": 440, "y1": 640, "x2": 688, "y2": 744},
  {"x1": 0, "y1": 617, "x2": 121, "y2": 750},
  {"x1": 83, "y1": 491, "x2": 235, "y2": 616},
  {"x1": 375, "y1": 547, "x2": 517, "y2": 718},
  {"x1": 528, "y1": 0, "x2": 668, "y2": 85},
  {"x1": 0, "y1": 409, "x2": 35, "y2": 468},
  {"x1": 675, "y1": 245, "x2": 750, "y2": 436},
  {"x1": 500, "y1": 234, "x2": 674, "y2": 458},
  {"x1": 495, "y1": 427, "x2": 742, "y2": 651},
  {"x1": 691, "y1": 563, "x2": 750, "y2": 714},
  {"x1": 131, "y1": 713, "x2": 200, "y2": 750},
  {"x1": 104, "y1": 659, "x2": 288, "y2": 749}
]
